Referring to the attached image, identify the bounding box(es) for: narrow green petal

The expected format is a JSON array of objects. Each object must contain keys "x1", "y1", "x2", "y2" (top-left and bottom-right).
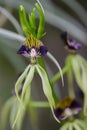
[
  {"x1": 11, "y1": 102, "x2": 25, "y2": 129},
  {"x1": 47, "y1": 52, "x2": 64, "y2": 86},
  {"x1": 72, "y1": 55, "x2": 87, "y2": 115},
  {"x1": 75, "y1": 120, "x2": 86, "y2": 129},
  {"x1": 71, "y1": 55, "x2": 82, "y2": 90},
  {"x1": 23, "y1": 85, "x2": 31, "y2": 105},
  {"x1": 59, "y1": 123, "x2": 69, "y2": 130},
  {"x1": 36, "y1": 64, "x2": 60, "y2": 123},
  {"x1": 1, "y1": 97, "x2": 15, "y2": 130},
  {"x1": 83, "y1": 94, "x2": 87, "y2": 115},
  {"x1": 68, "y1": 123, "x2": 73, "y2": 130},
  {"x1": 15, "y1": 65, "x2": 30, "y2": 102},
  {"x1": 21, "y1": 65, "x2": 35, "y2": 102},
  {"x1": 19, "y1": 5, "x2": 31, "y2": 37},
  {"x1": 73, "y1": 123, "x2": 82, "y2": 130},
  {"x1": 36, "y1": 64, "x2": 55, "y2": 107},
  {"x1": 76, "y1": 55, "x2": 87, "y2": 92}
]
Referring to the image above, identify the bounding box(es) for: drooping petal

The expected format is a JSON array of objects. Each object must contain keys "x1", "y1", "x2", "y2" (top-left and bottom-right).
[
  {"x1": 39, "y1": 45, "x2": 48, "y2": 56},
  {"x1": 36, "y1": 64, "x2": 60, "y2": 123},
  {"x1": 11, "y1": 100, "x2": 25, "y2": 129},
  {"x1": 17, "y1": 45, "x2": 30, "y2": 57},
  {"x1": 47, "y1": 52, "x2": 64, "y2": 86},
  {"x1": 1, "y1": 97, "x2": 16, "y2": 130},
  {"x1": 15, "y1": 64, "x2": 30, "y2": 102},
  {"x1": 21, "y1": 65, "x2": 35, "y2": 102}
]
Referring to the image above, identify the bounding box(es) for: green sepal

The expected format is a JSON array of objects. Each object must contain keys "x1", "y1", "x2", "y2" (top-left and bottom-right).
[
  {"x1": 29, "y1": 8, "x2": 37, "y2": 37},
  {"x1": 35, "y1": 2, "x2": 45, "y2": 39},
  {"x1": 71, "y1": 54, "x2": 87, "y2": 115},
  {"x1": 19, "y1": 5, "x2": 31, "y2": 37}
]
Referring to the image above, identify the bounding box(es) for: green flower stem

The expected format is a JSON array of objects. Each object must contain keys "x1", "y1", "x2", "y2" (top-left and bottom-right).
[
  {"x1": 29, "y1": 101, "x2": 49, "y2": 108},
  {"x1": 38, "y1": 57, "x2": 58, "y2": 104},
  {"x1": 66, "y1": 55, "x2": 75, "y2": 98},
  {"x1": 51, "y1": 59, "x2": 71, "y2": 84},
  {"x1": 67, "y1": 67, "x2": 75, "y2": 98}
]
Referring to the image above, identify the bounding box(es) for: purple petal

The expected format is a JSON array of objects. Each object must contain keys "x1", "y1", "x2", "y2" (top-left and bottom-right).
[
  {"x1": 39, "y1": 46, "x2": 48, "y2": 56},
  {"x1": 74, "y1": 43, "x2": 82, "y2": 50},
  {"x1": 54, "y1": 108, "x2": 68, "y2": 120},
  {"x1": 17, "y1": 45, "x2": 30, "y2": 57},
  {"x1": 17, "y1": 45, "x2": 27, "y2": 54},
  {"x1": 61, "y1": 32, "x2": 67, "y2": 44},
  {"x1": 69, "y1": 39, "x2": 75, "y2": 46},
  {"x1": 70, "y1": 100, "x2": 82, "y2": 114},
  {"x1": 54, "y1": 98, "x2": 82, "y2": 120}
]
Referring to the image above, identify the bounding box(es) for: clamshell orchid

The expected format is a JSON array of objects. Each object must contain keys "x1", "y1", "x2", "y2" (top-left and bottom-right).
[
  {"x1": 54, "y1": 97, "x2": 81, "y2": 120},
  {"x1": 61, "y1": 32, "x2": 82, "y2": 52}
]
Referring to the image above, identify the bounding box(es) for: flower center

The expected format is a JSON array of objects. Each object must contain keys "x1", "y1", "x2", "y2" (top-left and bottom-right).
[
  {"x1": 64, "y1": 108, "x2": 72, "y2": 117},
  {"x1": 30, "y1": 48, "x2": 37, "y2": 58}
]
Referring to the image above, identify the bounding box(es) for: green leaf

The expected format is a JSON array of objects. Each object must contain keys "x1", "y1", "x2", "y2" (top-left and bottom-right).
[
  {"x1": 36, "y1": 64, "x2": 60, "y2": 123},
  {"x1": 15, "y1": 64, "x2": 30, "y2": 103},
  {"x1": 35, "y1": 2, "x2": 45, "y2": 39},
  {"x1": 19, "y1": 5, "x2": 31, "y2": 37}
]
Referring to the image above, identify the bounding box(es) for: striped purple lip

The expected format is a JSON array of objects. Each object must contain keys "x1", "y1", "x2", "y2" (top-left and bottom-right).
[{"x1": 17, "y1": 45, "x2": 48, "y2": 58}]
